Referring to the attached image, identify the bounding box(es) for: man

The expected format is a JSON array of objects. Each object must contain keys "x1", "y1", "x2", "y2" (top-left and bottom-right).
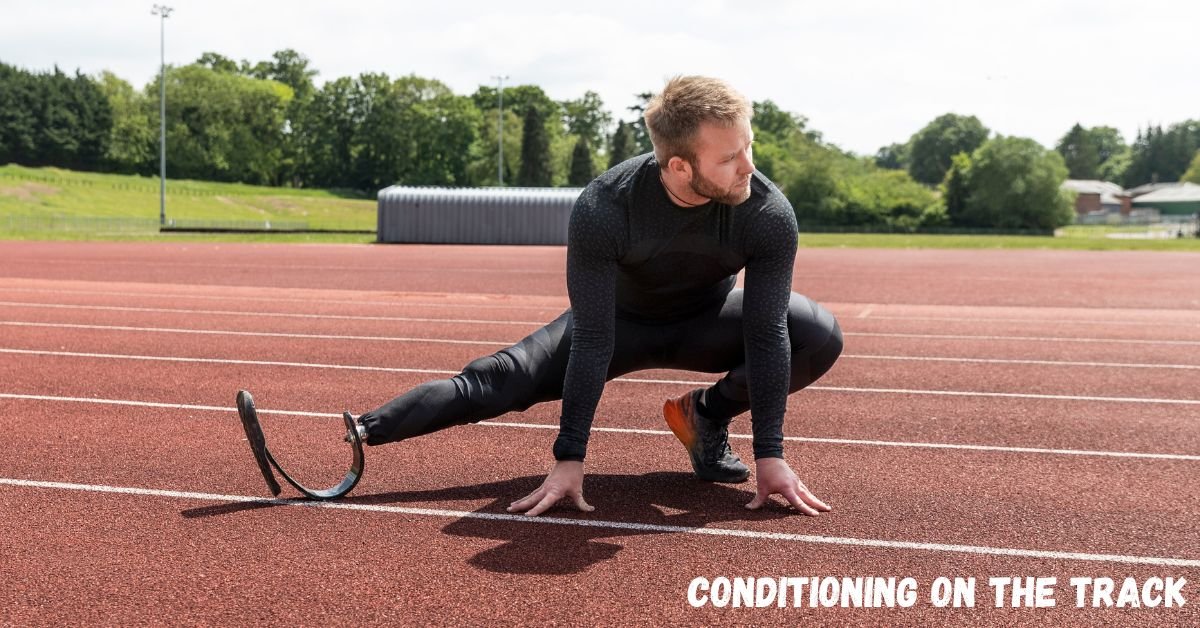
[{"x1": 353, "y1": 76, "x2": 843, "y2": 516}]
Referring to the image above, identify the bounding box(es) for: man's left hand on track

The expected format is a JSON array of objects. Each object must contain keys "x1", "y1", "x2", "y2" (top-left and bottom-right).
[{"x1": 507, "y1": 460, "x2": 595, "y2": 517}]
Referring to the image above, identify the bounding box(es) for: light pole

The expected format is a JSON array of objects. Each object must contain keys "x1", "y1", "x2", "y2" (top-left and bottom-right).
[
  {"x1": 491, "y1": 75, "x2": 509, "y2": 186},
  {"x1": 151, "y1": 4, "x2": 173, "y2": 226}
]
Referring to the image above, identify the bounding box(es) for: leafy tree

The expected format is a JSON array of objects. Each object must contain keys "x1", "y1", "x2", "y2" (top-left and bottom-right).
[
  {"x1": 608, "y1": 120, "x2": 635, "y2": 168},
  {"x1": 568, "y1": 136, "x2": 596, "y2": 186},
  {"x1": 195, "y1": 52, "x2": 240, "y2": 74},
  {"x1": 0, "y1": 63, "x2": 111, "y2": 171},
  {"x1": 874, "y1": 142, "x2": 909, "y2": 170},
  {"x1": 907, "y1": 113, "x2": 989, "y2": 185},
  {"x1": 562, "y1": 91, "x2": 611, "y2": 156},
  {"x1": 1089, "y1": 126, "x2": 1126, "y2": 165},
  {"x1": 467, "y1": 107, "x2": 522, "y2": 186},
  {"x1": 517, "y1": 103, "x2": 552, "y2": 186},
  {"x1": 243, "y1": 49, "x2": 318, "y2": 99},
  {"x1": 1124, "y1": 121, "x2": 1200, "y2": 186},
  {"x1": 350, "y1": 74, "x2": 481, "y2": 190},
  {"x1": 1098, "y1": 149, "x2": 1131, "y2": 185},
  {"x1": 473, "y1": 83, "x2": 565, "y2": 184},
  {"x1": 291, "y1": 76, "x2": 357, "y2": 188},
  {"x1": 947, "y1": 136, "x2": 1074, "y2": 230},
  {"x1": 28, "y1": 66, "x2": 113, "y2": 171},
  {"x1": 752, "y1": 101, "x2": 800, "y2": 139},
  {"x1": 1183, "y1": 151, "x2": 1200, "y2": 185},
  {"x1": 151, "y1": 64, "x2": 292, "y2": 185},
  {"x1": 625, "y1": 91, "x2": 655, "y2": 154},
  {"x1": 941, "y1": 152, "x2": 972, "y2": 225},
  {"x1": 97, "y1": 71, "x2": 153, "y2": 173},
  {"x1": 1055, "y1": 123, "x2": 1099, "y2": 179},
  {"x1": 760, "y1": 112, "x2": 938, "y2": 229},
  {"x1": 0, "y1": 62, "x2": 38, "y2": 164}
]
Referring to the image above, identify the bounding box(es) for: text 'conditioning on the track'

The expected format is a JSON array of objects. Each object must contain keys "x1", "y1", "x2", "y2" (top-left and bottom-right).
[{"x1": 685, "y1": 576, "x2": 1188, "y2": 609}]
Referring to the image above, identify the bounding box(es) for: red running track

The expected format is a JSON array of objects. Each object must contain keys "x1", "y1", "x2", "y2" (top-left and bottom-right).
[{"x1": 1, "y1": 241, "x2": 1198, "y2": 626}]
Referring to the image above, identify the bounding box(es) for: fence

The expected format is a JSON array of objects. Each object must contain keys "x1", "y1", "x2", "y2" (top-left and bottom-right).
[
  {"x1": 1, "y1": 214, "x2": 160, "y2": 233},
  {"x1": 796, "y1": 224, "x2": 1056, "y2": 236},
  {"x1": 0, "y1": 215, "x2": 365, "y2": 234}
]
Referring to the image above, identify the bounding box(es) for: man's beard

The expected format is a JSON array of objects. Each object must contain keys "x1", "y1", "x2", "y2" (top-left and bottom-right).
[{"x1": 688, "y1": 166, "x2": 752, "y2": 206}]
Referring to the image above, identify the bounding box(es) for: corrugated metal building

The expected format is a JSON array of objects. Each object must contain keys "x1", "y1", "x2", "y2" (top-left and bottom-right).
[
  {"x1": 377, "y1": 186, "x2": 584, "y2": 244},
  {"x1": 1131, "y1": 182, "x2": 1200, "y2": 216}
]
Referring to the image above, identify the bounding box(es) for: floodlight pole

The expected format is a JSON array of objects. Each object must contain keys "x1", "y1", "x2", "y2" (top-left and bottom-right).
[
  {"x1": 152, "y1": 4, "x2": 173, "y2": 226},
  {"x1": 492, "y1": 75, "x2": 509, "y2": 186}
]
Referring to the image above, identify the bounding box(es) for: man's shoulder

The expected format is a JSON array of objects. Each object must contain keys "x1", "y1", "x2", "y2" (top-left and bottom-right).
[
  {"x1": 743, "y1": 171, "x2": 796, "y2": 223},
  {"x1": 589, "y1": 152, "x2": 656, "y2": 195},
  {"x1": 573, "y1": 153, "x2": 654, "y2": 218}
]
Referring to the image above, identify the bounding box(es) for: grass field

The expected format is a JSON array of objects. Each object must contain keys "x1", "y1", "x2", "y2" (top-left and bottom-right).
[
  {"x1": 1, "y1": 164, "x2": 374, "y2": 238},
  {"x1": 2, "y1": 164, "x2": 1198, "y2": 250}
]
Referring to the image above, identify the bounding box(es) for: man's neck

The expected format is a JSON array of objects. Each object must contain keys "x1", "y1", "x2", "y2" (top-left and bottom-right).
[{"x1": 659, "y1": 169, "x2": 710, "y2": 208}]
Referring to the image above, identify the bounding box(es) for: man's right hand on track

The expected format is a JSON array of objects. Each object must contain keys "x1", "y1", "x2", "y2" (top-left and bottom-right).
[
  {"x1": 746, "y1": 457, "x2": 831, "y2": 515},
  {"x1": 507, "y1": 460, "x2": 594, "y2": 517}
]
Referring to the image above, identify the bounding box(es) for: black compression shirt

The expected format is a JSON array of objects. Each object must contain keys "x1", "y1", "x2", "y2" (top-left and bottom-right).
[{"x1": 552, "y1": 153, "x2": 799, "y2": 462}]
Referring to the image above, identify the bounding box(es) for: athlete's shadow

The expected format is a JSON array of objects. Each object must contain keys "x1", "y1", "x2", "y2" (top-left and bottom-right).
[{"x1": 354, "y1": 472, "x2": 796, "y2": 575}]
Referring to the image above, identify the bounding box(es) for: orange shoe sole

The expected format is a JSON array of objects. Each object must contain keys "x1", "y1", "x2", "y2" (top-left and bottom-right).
[{"x1": 663, "y1": 397, "x2": 697, "y2": 450}]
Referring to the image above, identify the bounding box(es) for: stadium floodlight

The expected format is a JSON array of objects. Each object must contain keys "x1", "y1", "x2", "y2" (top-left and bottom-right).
[
  {"x1": 491, "y1": 75, "x2": 509, "y2": 186},
  {"x1": 151, "y1": 4, "x2": 173, "y2": 226}
]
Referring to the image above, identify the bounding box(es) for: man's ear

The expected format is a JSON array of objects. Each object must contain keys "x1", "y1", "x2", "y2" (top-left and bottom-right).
[{"x1": 666, "y1": 155, "x2": 692, "y2": 181}]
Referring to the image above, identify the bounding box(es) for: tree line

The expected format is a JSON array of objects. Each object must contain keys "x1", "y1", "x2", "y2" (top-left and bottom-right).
[
  {"x1": 3, "y1": 50, "x2": 1197, "y2": 232},
  {"x1": 1, "y1": 50, "x2": 643, "y2": 192},
  {"x1": 876, "y1": 114, "x2": 1200, "y2": 189}
]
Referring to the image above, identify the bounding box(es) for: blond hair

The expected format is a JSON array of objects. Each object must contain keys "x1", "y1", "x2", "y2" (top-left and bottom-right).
[{"x1": 643, "y1": 76, "x2": 752, "y2": 167}]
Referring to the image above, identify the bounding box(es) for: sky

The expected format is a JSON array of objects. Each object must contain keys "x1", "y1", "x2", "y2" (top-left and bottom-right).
[{"x1": 3, "y1": 0, "x2": 1197, "y2": 156}]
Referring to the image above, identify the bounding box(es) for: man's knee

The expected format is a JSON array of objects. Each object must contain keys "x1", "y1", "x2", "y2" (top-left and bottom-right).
[
  {"x1": 811, "y1": 318, "x2": 844, "y2": 379},
  {"x1": 786, "y1": 296, "x2": 843, "y2": 384},
  {"x1": 457, "y1": 350, "x2": 535, "y2": 415}
]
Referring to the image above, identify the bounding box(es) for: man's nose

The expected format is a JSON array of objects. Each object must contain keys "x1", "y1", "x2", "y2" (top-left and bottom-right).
[{"x1": 737, "y1": 148, "x2": 755, "y2": 174}]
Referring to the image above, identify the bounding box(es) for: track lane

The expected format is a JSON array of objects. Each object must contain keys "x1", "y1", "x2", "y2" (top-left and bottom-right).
[
  {"x1": 2, "y1": 398, "x2": 1198, "y2": 562},
  {"x1": 4, "y1": 243, "x2": 1200, "y2": 626}
]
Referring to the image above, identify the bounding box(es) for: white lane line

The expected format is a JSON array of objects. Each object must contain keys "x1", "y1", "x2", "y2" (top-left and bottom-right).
[
  {"x1": 0, "y1": 348, "x2": 459, "y2": 376},
  {"x1": 851, "y1": 331, "x2": 1200, "y2": 347},
  {"x1": 1, "y1": 392, "x2": 1197, "y2": 462},
  {"x1": 6, "y1": 348, "x2": 1198, "y2": 381},
  {"x1": 844, "y1": 353, "x2": 1200, "y2": 371},
  {"x1": 480, "y1": 422, "x2": 1200, "y2": 462},
  {"x1": 3, "y1": 257, "x2": 562, "y2": 275},
  {"x1": 2, "y1": 346, "x2": 1197, "y2": 405},
  {"x1": 0, "y1": 301, "x2": 545, "y2": 326},
  {"x1": 0, "y1": 286, "x2": 566, "y2": 312},
  {"x1": 9, "y1": 286, "x2": 1200, "y2": 328},
  {"x1": 7, "y1": 300, "x2": 1200, "y2": 344},
  {"x1": 1, "y1": 477, "x2": 1197, "y2": 567},
  {"x1": 813, "y1": 386, "x2": 1200, "y2": 406},
  {"x1": 0, "y1": 321, "x2": 512, "y2": 346},
  {"x1": 867, "y1": 314, "x2": 1200, "y2": 328},
  {"x1": 6, "y1": 319, "x2": 1199, "y2": 350}
]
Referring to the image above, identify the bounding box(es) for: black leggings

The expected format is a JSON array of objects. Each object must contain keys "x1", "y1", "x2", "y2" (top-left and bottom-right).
[{"x1": 359, "y1": 290, "x2": 843, "y2": 444}]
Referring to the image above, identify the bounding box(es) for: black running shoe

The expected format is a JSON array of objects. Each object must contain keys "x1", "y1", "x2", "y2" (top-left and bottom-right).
[{"x1": 663, "y1": 389, "x2": 750, "y2": 483}]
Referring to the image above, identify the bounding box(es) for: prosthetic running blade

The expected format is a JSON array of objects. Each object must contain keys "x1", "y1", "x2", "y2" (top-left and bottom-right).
[{"x1": 236, "y1": 389, "x2": 365, "y2": 500}]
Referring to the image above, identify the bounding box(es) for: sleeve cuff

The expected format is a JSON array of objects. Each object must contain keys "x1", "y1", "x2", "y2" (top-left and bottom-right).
[{"x1": 553, "y1": 436, "x2": 587, "y2": 462}]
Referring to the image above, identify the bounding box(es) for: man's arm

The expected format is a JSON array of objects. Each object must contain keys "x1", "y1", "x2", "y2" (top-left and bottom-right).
[
  {"x1": 508, "y1": 188, "x2": 619, "y2": 516},
  {"x1": 741, "y1": 196, "x2": 830, "y2": 515},
  {"x1": 553, "y1": 192, "x2": 619, "y2": 462},
  {"x1": 741, "y1": 203, "x2": 798, "y2": 460}
]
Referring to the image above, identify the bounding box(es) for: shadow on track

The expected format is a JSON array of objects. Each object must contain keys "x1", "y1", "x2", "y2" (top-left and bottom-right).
[{"x1": 355, "y1": 471, "x2": 796, "y2": 575}]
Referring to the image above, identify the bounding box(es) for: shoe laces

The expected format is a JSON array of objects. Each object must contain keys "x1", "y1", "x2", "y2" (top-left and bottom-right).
[{"x1": 697, "y1": 419, "x2": 734, "y2": 465}]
